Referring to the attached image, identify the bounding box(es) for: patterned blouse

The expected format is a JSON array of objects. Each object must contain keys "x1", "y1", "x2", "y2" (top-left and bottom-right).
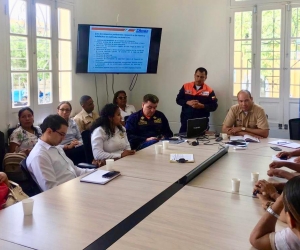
[{"x1": 10, "y1": 126, "x2": 42, "y2": 151}]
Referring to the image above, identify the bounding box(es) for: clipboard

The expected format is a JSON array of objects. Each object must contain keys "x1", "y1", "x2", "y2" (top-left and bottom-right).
[
  {"x1": 170, "y1": 154, "x2": 194, "y2": 163},
  {"x1": 80, "y1": 169, "x2": 121, "y2": 184}
]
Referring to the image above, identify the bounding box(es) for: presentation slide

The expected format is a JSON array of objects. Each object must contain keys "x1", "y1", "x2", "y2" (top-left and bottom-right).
[{"x1": 87, "y1": 26, "x2": 152, "y2": 73}]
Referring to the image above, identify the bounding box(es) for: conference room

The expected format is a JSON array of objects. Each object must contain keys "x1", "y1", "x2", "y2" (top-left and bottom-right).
[{"x1": 1, "y1": 0, "x2": 300, "y2": 249}]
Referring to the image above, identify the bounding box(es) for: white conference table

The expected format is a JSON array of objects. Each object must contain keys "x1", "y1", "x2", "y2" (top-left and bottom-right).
[
  {"x1": 109, "y1": 186, "x2": 286, "y2": 250},
  {"x1": 108, "y1": 142, "x2": 220, "y2": 183},
  {"x1": 0, "y1": 176, "x2": 172, "y2": 250},
  {"x1": 0, "y1": 240, "x2": 33, "y2": 250},
  {"x1": 187, "y1": 138, "x2": 298, "y2": 196}
]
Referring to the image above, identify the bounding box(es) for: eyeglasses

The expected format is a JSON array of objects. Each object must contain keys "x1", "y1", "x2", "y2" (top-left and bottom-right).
[
  {"x1": 54, "y1": 131, "x2": 66, "y2": 137},
  {"x1": 59, "y1": 109, "x2": 71, "y2": 113},
  {"x1": 118, "y1": 96, "x2": 127, "y2": 100}
]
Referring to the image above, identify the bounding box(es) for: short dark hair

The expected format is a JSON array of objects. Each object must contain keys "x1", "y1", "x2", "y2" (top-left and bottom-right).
[
  {"x1": 195, "y1": 67, "x2": 208, "y2": 76},
  {"x1": 237, "y1": 90, "x2": 252, "y2": 99},
  {"x1": 18, "y1": 107, "x2": 34, "y2": 118},
  {"x1": 40, "y1": 115, "x2": 68, "y2": 134},
  {"x1": 90, "y1": 104, "x2": 123, "y2": 138},
  {"x1": 113, "y1": 90, "x2": 126, "y2": 105},
  {"x1": 18, "y1": 107, "x2": 40, "y2": 137},
  {"x1": 57, "y1": 101, "x2": 72, "y2": 111},
  {"x1": 80, "y1": 95, "x2": 92, "y2": 106},
  {"x1": 283, "y1": 176, "x2": 300, "y2": 225},
  {"x1": 143, "y1": 94, "x2": 159, "y2": 104}
]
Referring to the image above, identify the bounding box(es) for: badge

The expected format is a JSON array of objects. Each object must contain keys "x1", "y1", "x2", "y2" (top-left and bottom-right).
[
  {"x1": 201, "y1": 91, "x2": 209, "y2": 96},
  {"x1": 154, "y1": 118, "x2": 162, "y2": 123},
  {"x1": 185, "y1": 90, "x2": 192, "y2": 94}
]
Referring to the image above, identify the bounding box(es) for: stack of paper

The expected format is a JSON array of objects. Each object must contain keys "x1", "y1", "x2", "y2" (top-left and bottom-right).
[{"x1": 269, "y1": 140, "x2": 300, "y2": 149}]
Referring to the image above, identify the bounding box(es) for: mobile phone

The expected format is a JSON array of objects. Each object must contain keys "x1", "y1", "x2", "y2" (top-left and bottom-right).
[
  {"x1": 270, "y1": 146, "x2": 282, "y2": 151},
  {"x1": 279, "y1": 156, "x2": 288, "y2": 160},
  {"x1": 102, "y1": 171, "x2": 120, "y2": 179}
]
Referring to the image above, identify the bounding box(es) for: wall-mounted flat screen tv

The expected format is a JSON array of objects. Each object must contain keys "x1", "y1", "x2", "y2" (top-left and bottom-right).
[{"x1": 76, "y1": 24, "x2": 162, "y2": 74}]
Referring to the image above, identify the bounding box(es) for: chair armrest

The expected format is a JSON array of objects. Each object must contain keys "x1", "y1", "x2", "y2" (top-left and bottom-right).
[{"x1": 77, "y1": 163, "x2": 97, "y2": 169}]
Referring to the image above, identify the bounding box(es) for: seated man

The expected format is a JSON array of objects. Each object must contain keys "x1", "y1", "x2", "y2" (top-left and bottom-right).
[
  {"x1": 74, "y1": 95, "x2": 99, "y2": 133},
  {"x1": 26, "y1": 115, "x2": 94, "y2": 191},
  {"x1": 222, "y1": 90, "x2": 269, "y2": 138},
  {"x1": 126, "y1": 94, "x2": 173, "y2": 150}
]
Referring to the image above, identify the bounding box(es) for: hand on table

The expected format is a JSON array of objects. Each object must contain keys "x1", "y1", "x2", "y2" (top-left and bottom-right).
[{"x1": 121, "y1": 150, "x2": 135, "y2": 158}]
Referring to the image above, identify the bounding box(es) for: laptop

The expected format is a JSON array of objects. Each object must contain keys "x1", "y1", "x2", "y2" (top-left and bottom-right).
[{"x1": 178, "y1": 118, "x2": 208, "y2": 138}]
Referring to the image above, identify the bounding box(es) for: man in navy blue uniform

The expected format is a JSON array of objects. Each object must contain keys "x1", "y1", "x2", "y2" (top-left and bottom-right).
[
  {"x1": 176, "y1": 67, "x2": 218, "y2": 133},
  {"x1": 126, "y1": 94, "x2": 173, "y2": 150}
]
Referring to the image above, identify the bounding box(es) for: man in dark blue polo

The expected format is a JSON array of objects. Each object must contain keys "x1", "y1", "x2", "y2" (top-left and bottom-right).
[
  {"x1": 126, "y1": 94, "x2": 173, "y2": 150},
  {"x1": 176, "y1": 67, "x2": 218, "y2": 133}
]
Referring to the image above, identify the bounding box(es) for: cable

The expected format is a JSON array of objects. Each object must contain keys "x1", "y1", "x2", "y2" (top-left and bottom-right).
[
  {"x1": 129, "y1": 74, "x2": 138, "y2": 91},
  {"x1": 112, "y1": 74, "x2": 115, "y2": 94},
  {"x1": 94, "y1": 74, "x2": 100, "y2": 112},
  {"x1": 105, "y1": 74, "x2": 109, "y2": 103}
]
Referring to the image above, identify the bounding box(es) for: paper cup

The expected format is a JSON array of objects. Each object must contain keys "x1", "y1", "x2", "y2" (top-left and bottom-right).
[
  {"x1": 251, "y1": 172, "x2": 259, "y2": 183},
  {"x1": 163, "y1": 141, "x2": 169, "y2": 150},
  {"x1": 105, "y1": 159, "x2": 114, "y2": 171},
  {"x1": 22, "y1": 198, "x2": 34, "y2": 216},
  {"x1": 221, "y1": 133, "x2": 228, "y2": 140},
  {"x1": 231, "y1": 178, "x2": 240, "y2": 192},
  {"x1": 155, "y1": 145, "x2": 162, "y2": 154}
]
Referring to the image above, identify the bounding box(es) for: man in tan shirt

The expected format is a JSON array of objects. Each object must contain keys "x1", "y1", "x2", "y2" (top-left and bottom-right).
[
  {"x1": 74, "y1": 95, "x2": 99, "y2": 132},
  {"x1": 222, "y1": 90, "x2": 269, "y2": 138}
]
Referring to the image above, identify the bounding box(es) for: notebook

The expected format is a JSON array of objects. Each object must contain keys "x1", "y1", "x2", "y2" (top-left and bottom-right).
[
  {"x1": 170, "y1": 154, "x2": 194, "y2": 163},
  {"x1": 80, "y1": 169, "x2": 121, "y2": 184},
  {"x1": 178, "y1": 118, "x2": 208, "y2": 138}
]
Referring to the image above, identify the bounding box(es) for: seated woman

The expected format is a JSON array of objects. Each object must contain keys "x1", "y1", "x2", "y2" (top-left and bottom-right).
[
  {"x1": 57, "y1": 101, "x2": 85, "y2": 165},
  {"x1": 113, "y1": 90, "x2": 136, "y2": 125},
  {"x1": 250, "y1": 175, "x2": 300, "y2": 250},
  {"x1": 9, "y1": 107, "x2": 42, "y2": 155},
  {"x1": 91, "y1": 103, "x2": 135, "y2": 160}
]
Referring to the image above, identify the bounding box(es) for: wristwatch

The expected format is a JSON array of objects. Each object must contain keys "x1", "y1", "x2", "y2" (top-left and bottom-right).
[
  {"x1": 267, "y1": 206, "x2": 279, "y2": 219},
  {"x1": 241, "y1": 127, "x2": 246, "y2": 131}
]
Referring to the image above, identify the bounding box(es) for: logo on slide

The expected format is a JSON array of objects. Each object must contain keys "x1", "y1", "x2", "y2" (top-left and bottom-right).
[{"x1": 136, "y1": 29, "x2": 149, "y2": 33}]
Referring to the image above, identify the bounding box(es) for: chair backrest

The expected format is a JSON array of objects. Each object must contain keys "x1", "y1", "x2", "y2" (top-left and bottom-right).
[
  {"x1": 20, "y1": 159, "x2": 41, "y2": 196},
  {"x1": 81, "y1": 130, "x2": 94, "y2": 164},
  {"x1": 289, "y1": 118, "x2": 300, "y2": 140}
]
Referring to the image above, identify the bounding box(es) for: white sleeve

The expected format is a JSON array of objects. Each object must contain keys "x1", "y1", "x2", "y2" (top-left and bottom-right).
[
  {"x1": 123, "y1": 127, "x2": 131, "y2": 150},
  {"x1": 91, "y1": 128, "x2": 122, "y2": 160},
  {"x1": 72, "y1": 165, "x2": 94, "y2": 176},
  {"x1": 27, "y1": 155, "x2": 58, "y2": 191}
]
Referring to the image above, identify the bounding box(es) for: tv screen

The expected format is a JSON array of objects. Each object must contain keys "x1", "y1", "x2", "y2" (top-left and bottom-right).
[{"x1": 76, "y1": 24, "x2": 162, "y2": 74}]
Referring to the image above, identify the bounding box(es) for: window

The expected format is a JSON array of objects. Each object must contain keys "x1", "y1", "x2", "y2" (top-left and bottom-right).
[
  {"x1": 8, "y1": 0, "x2": 73, "y2": 109},
  {"x1": 230, "y1": 1, "x2": 300, "y2": 135}
]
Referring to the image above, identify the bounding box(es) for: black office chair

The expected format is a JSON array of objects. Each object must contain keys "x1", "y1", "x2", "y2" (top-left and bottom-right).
[
  {"x1": 20, "y1": 159, "x2": 42, "y2": 196},
  {"x1": 289, "y1": 118, "x2": 300, "y2": 140},
  {"x1": 81, "y1": 130, "x2": 94, "y2": 164}
]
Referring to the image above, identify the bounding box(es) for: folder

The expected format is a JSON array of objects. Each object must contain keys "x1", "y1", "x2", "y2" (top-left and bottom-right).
[{"x1": 80, "y1": 169, "x2": 121, "y2": 184}]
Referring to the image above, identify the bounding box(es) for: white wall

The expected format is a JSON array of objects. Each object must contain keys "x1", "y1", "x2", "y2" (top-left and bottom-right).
[
  {"x1": 75, "y1": 0, "x2": 231, "y2": 133},
  {"x1": 0, "y1": 0, "x2": 231, "y2": 135}
]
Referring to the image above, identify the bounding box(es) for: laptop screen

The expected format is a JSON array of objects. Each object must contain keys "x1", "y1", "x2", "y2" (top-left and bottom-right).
[{"x1": 186, "y1": 118, "x2": 208, "y2": 138}]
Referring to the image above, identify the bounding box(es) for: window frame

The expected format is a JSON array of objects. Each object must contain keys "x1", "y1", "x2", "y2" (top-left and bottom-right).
[{"x1": 6, "y1": 0, "x2": 74, "y2": 114}]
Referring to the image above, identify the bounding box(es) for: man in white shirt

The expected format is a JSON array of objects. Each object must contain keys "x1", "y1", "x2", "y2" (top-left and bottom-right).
[{"x1": 27, "y1": 115, "x2": 94, "y2": 191}]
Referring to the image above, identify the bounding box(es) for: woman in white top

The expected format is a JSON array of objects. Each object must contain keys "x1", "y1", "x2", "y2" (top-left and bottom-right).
[
  {"x1": 250, "y1": 175, "x2": 300, "y2": 250},
  {"x1": 57, "y1": 101, "x2": 85, "y2": 165},
  {"x1": 113, "y1": 90, "x2": 136, "y2": 125},
  {"x1": 9, "y1": 107, "x2": 42, "y2": 155},
  {"x1": 91, "y1": 103, "x2": 135, "y2": 160}
]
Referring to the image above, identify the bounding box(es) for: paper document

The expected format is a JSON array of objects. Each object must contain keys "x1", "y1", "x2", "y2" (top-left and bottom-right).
[
  {"x1": 268, "y1": 141, "x2": 300, "y2": 149},
  {"x1": 80, "y1": 169, "x2": 120, "y2": 184},
  {"x1": 170, "y1": 154, "x2": 194, "y2": 163},
  {"x1": 271, "y1": 155, "x2": 298, "y2": 163}
]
